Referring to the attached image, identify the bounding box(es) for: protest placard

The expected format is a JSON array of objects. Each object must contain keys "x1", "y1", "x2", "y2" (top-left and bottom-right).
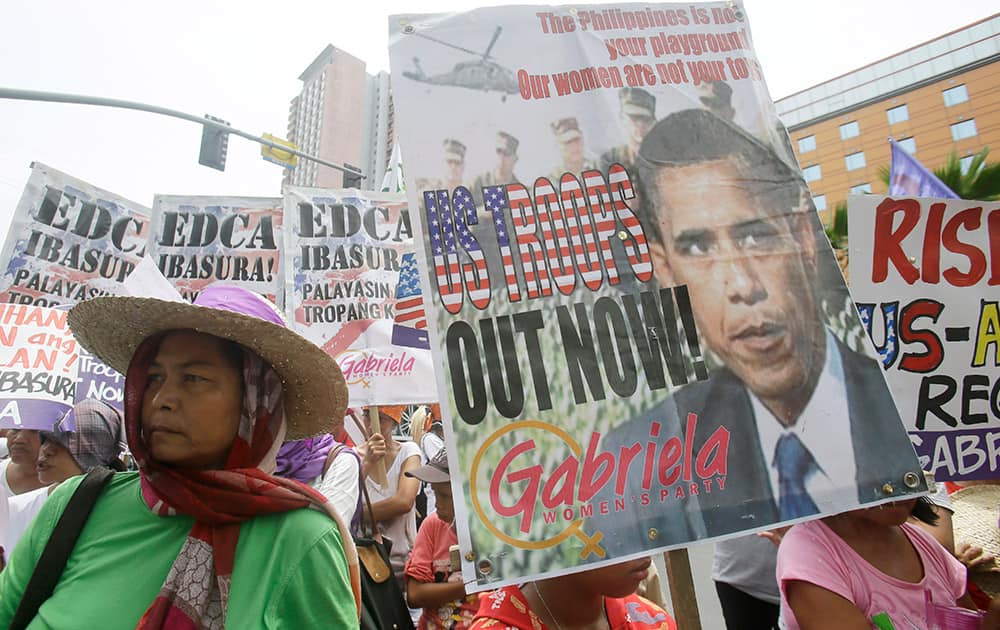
[
  {"x1": 0, "y1": 163, "x2": 150, "y2": 307},
  {"x1": 282, "y1": 187, "x2": 437, "y2": 406},
  {"x1": 389, "y1": 3, "x2": 925, "y2": 588},
  {"x1": 849, "y1": 194, "x2": 1000, "y2": 481},
  {"x1": 0, "y1": 304, "x2": 79, "y2": 430},
  {"x1": 149, "y1": 195, "x2": 284, "y2": 304}
]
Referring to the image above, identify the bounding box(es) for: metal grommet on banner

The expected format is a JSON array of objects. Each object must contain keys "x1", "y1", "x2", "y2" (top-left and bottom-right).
[
  {"x1": 477, "y1": 558, "x2": 494, "y2": 575},
  {"x1": 464, "y1": 551, "x2": 476, "y2": 562},
  {"x1": 617, "y1": 230, "x2": 628, "y2": 240},
  {"x1": 648, "y1": 528, "x2": 659, "y2": 541},
  {"x1": 903, "y1": 472, "x2": 921, "y2": 489},
  {"x1": 403, "y1": 25, "x2": 415, "y2": 34},
  {"x1": 569, "y1": 7, "x2": 578, "y2": 14},
  {"x1": 882, "y1": 482, "x2": 895, "y2": 495}
]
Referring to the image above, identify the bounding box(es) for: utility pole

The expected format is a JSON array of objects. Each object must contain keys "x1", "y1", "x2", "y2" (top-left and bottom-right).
[{"x1": 0, "y1": 87, "x2": 364, "y2": 179}]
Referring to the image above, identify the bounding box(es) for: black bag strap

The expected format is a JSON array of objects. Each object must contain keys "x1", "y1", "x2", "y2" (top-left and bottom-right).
[{"x1": 10, "y1": 466, "x2": 114, "y2": 630}]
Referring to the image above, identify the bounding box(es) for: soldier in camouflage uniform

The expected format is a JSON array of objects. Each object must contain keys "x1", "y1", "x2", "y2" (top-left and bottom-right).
[
  {"x1": 415, "y1": 138, "x2": 467, "y2": 193},
  {"x1": 471, "y1": 131, "x2": 521, "y2": 206},
  {"x1": 549, "y1": 117, "x2": 598, "y2": 182},
  {"x1": 598, "y1": 87, "x2": 656, "y2": 179}
]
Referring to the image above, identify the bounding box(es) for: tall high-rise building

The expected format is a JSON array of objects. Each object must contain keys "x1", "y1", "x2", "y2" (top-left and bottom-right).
[
  {"x1": 775, "y1": 13, "x2": 1000, "y2": 223},
  {"x1": 286, "y1": 45, "x2": 395, "y2": 190}
]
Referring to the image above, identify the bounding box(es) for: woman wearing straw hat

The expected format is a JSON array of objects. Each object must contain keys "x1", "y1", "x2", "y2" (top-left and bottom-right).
[{"x1": 0, "y1": 284, "x2": 360, "y2": 629}]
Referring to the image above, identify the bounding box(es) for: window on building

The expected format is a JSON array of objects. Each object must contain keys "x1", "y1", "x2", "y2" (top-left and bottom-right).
[
  {"x1": 845, "y1": 151, "x2": 866, "y2": 171},
  {"x1": 943, "y1": 84, "x2": 969, "y2": 107},
  {"x1": 802, "y1": 164, "x2": 822, "y2": 182},
  {"x1": 898, "y1": 137, "x2": 917, "y2": 154},
  {"x1": 960, "y1": 155, "x2": 976, "y2": 175},
  {"x1": 812, "y1": 194, "x2": 827, "y2": 211},
  {"x1": 798, "y1": 135, "x2": 816, "y2": 153},
  {"x1": 850, "y1": 183, "x2": 872, "y2": 195},
  {"x1": 951, "y1": 119, "x2": 978, "y2": 141},
  {"x1": 886, "y1": 104, "x2": 909, "y2": 125},
  {"x1": 839, "y1": 121, "x2": 860, "y2": 140}
]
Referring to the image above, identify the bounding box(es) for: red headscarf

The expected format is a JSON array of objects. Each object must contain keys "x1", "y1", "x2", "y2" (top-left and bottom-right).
[{"x1": 125, "y1": 335, "x2": 360, "y2": 628}]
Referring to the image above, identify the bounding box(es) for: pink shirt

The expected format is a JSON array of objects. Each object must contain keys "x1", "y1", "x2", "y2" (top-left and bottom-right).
[
  {"x1": 404, "y1": 512, "x2": 479, "y2": 630},
  {"x1": 778, "y1": 520, "x2": 966, "y2": 629}
]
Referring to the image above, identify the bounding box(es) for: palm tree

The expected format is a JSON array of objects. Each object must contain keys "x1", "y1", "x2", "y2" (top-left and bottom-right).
[{"x1": 824, "y1": 202, "x2": 850, "y2": 278}]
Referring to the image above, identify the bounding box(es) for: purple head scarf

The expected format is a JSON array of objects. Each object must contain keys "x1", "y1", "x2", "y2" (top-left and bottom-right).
[{"x1": 275, "y1": 434, "x2": 337, "y2": 482}]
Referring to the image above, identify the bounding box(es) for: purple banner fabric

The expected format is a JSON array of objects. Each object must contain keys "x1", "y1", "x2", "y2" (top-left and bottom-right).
[
  {"x1": 888, "y1": 140, "x2": 959, "y2": 199},
  {"x1": 910, "y1": 429, "x2": 1000, "y2": 481},
  {"x1": 0, "y1": 399, "x2": 72, "y2": 430}
]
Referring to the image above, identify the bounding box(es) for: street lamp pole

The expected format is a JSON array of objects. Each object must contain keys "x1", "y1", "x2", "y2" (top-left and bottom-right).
[{"x1": 0, "y1": 86, "x2": 364, "y2": 178}]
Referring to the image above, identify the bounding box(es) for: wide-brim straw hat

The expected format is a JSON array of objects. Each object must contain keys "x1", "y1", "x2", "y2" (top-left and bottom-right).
[{"x1": 68, "y1": 284, "x2": 347, "y2": 440}]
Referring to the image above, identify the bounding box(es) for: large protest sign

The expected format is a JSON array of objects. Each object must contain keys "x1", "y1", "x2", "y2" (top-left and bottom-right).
[
  {"x1": 149, "y1": 196, "x2": 284, "y2": 304},
  {"x1": 849, "y1": 195, "x2": 1000, "y2": 481},
  {"x1": 0, "y1": 163, "x2": 150, "y2": 307},
  {"x1": 389, "y1": 3, "x2": 925, "y2": 588},
  {"x1": 283, "y1": 187, "x2": 436, "y2": 406},
  {"x1": 0, "y1": 304, "x2": 79, "y2": 430}
]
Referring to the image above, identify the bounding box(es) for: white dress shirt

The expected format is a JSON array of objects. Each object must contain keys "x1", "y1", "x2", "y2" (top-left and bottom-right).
[{"x1": 750, "y1": 331, "x2": 858, "y2": 513}]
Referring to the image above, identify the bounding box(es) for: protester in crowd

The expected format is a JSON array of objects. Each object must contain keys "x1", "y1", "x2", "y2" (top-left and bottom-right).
[
  {"x1": 470, "y1": 558, "x2": 676, "y2": 630},
  {"x1": 777, "y1": 497, "x2": 986, "y2": 628},
  {"x1": 405, "y1": 447, "x2": 478, "y2": 630},
  {"x1": 0, "y1": 284, "x2": 360, "y2": 628},
  {"x1": 359, "y1": 408, "x2": 421, "y2": 587},
  {"x1": 275, "y1": 433, "x2": 361, "y2": 529},
  {"x1": 713, "y1": 536, "x2": 781, "y2": 629},
  {"x1": 0, "y1": 429, "x2": 45, "y2": 496},
  {"x1": 5, "y1": 399, "x2": 126, "y2": 555},
  {"x1": 416, "y1": 406, "x2": 444, "y2": 516},
  {"x1": 945, "y1": 480, "x2": 1000, "y2": 606}
]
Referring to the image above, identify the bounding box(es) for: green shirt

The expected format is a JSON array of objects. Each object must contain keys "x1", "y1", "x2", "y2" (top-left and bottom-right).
[{"x1": 0, "y1": 472, "x2": 358, "y2": 629}]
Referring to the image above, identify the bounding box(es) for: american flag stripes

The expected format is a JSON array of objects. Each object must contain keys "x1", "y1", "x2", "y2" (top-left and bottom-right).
[
  {"x1": 422, "y1": 172, "x2": 652, "y2": 311},
  {"x1": 424, "y1": 189, "x2": 464, "y2": 314},
  {"x1": 484, "y1": 185, "x2": 521, "y2": 303},
  {"x1": 451, "y1": 187, "x2": 491, "y2": 309}
]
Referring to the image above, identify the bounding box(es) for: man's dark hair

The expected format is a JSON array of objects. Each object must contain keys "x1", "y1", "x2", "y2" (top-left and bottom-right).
[{"x1": 635, "y1": 108, "x2": 808, "y2": 243}]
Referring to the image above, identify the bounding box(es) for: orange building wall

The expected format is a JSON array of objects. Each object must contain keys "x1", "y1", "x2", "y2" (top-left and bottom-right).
[{"x1": 786, "y1": 59, "x2": 1000, "y2": 224}]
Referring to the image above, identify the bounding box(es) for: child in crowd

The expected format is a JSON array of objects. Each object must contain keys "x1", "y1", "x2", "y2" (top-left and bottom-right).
[{"x1": 404, "y1": 448, "x2": 479, "y2": 630}]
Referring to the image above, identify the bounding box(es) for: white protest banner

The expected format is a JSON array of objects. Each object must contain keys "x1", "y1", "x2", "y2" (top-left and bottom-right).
[
  {"x1": 0, "y1": 163, "x2": 150, "y2": 307},
  {"x1": 283, "y1": 187, "x2": 437, "y2": 406},
  {"x1": 849, "y1": 194, "x2": 1000, "y2": 481},
  {"x1": 149, "y1": 196, "x2": 284, "y2": 304},
  {"x1": 389, "y1": 3, "x2": 925, "y2": 588},
  {"x1": 0, "y1": 304, "x2": 79, "y2": 430}
]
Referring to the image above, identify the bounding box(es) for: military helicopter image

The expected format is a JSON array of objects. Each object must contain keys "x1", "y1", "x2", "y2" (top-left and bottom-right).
[{"x1": 402, "y1": 26, "x2": 519, "y2": 100}]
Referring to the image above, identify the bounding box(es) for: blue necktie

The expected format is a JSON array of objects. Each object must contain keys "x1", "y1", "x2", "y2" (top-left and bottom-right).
[{"x1": 774, "y1": 433, "x2": 820, "y2": 520}]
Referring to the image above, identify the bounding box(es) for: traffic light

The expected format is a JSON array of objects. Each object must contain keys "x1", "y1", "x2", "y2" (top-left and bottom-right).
[
  {"x1": 342, "y1": 163, "x2": 363, "y2": 188},
  {"x1": 199, "y1": 115, "x2": 230, "y2": 171}
]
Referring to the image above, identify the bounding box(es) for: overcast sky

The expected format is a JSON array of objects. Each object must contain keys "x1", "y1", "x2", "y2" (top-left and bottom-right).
[{"x1": 1, "y1": 1, "x2": 996, "y2": 242}]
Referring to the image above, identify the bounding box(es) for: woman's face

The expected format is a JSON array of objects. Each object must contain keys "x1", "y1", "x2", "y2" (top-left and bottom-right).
[
  {"x1": 552, "y1": 557, "x2": 653, "y2": 599},
  {"x1": 857, "y1": 499, "x2": 918, "y2": 527},
  {"x1": 430, "y1": 481, "x2": 454, "y2": 524},
  {"x1": 7, "y1": 429, "x2": 40, "y2": 465},
  {"x1": 141, "y1": 331, "x2": 244, "y2": 470},
  {"x1": 36, "y1": 439, "x2": 83, "y2": 485}
]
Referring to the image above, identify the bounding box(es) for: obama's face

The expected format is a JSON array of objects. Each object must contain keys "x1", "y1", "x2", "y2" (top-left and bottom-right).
[{"x1": 648, "y1": 157, "x2": 824, "y2": 402}]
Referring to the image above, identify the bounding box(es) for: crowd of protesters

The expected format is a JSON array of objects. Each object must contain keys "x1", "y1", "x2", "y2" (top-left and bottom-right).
[
  {"x1": 0, "y1": 285, "x2": 678, "y2": 629},
  {"x1": 0, "y1": 283, "x2": 999, "y2": 628}
]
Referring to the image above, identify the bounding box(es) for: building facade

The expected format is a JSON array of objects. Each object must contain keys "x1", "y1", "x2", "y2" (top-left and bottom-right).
[
  {"x1": 775, "y1": 13, "x2": 1000, "y2": 223},
  {"x1": 286, "y1": 45, "x2": 395, "y2": 190}
]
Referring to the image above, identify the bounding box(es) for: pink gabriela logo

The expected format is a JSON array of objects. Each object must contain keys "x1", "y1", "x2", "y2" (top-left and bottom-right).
[
  {"x1": 488, "y1": 414, "x2": 729, "y2": 534},
  {"x1": 338, "y1": 350, "x2": 417, "y2": 385}
]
